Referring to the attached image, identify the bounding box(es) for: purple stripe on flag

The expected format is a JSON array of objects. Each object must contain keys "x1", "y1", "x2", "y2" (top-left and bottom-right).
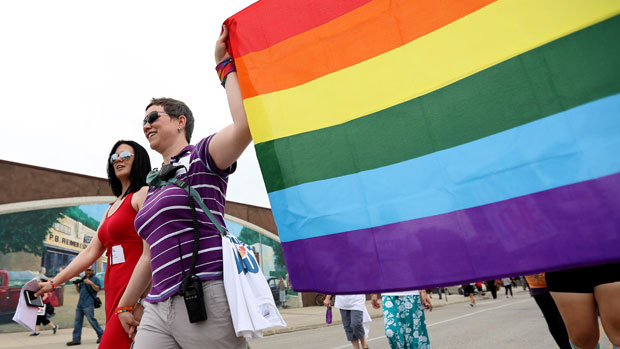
[{"x1": 283, "y1": 172, "x2": 620, "y2": 294}]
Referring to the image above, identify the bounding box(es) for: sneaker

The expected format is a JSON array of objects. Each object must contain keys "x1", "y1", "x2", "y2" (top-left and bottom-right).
[
  {"x1": 66, "y1": 341, "x2": 81, "y2": 346},
  {"x1": 29, "y1": 332, "x2": 40, "y2": 336},
  {"x1": 97, "y1": 337, "x2": 101, "y2": 344},
  {"x1": 53, "y1": 325, "x2": 58, "y2": 334},
  {"x1": 470, "y1": 303, "x2": 475, "y2": 307}
]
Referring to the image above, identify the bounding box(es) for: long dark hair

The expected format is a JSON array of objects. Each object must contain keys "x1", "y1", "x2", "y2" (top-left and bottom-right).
[{"x1": 106, "y1": 140, "x2": 151, "y2": 197}]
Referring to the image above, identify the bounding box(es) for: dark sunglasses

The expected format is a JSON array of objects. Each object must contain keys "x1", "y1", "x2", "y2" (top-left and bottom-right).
[
  {"x1": 143, "y1": 111, "x2": 167, "y2": 126},
  {"x1": 109, "y1": 151, "x2": 134, "y2": 164}
]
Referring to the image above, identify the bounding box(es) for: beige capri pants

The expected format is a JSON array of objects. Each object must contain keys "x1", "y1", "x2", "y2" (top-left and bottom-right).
[{"x1": 132, "y1": 279, "x2": 248, "y2": 349}]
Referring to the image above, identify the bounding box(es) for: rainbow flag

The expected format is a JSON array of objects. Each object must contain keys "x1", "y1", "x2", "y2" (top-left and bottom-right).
[{"x1": 225, "y1": 0, "x2": 620, "y2": 294}]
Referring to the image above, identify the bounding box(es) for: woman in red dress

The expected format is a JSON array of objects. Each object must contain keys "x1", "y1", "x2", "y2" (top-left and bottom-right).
[{"x1": 37, "y1": 140, "x2": 151, "y2": 348}]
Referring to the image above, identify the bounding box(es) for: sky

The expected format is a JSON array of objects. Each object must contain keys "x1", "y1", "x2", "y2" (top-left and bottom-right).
[{"x1": 0, "y1": 0, "x2": 270, "y2": 208}]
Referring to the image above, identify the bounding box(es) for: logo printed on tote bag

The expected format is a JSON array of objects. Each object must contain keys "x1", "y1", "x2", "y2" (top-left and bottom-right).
[{"x1": 229, "y1": 236, "x2": 260, "y2": 274}]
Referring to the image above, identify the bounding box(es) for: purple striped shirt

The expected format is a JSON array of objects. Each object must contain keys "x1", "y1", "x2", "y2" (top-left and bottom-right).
[{"x1": 135, "y1": 135, "x2": 236, "y2": 302}]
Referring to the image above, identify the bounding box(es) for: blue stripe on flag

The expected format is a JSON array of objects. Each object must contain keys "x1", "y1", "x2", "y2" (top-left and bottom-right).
[{"x1": 270, "y1": 93, "x2": 620, "y2": 242}]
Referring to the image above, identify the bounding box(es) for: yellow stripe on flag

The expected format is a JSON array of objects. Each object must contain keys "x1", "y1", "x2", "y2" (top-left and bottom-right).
[{"x1": 245, "y1": 0, "x2": 620, "y2": 144}]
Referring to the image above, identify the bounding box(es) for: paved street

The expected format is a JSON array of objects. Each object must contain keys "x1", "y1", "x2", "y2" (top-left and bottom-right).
[
  {"x1": 250, "y1": 291, "x2": 613, "y2": 349},
  {"x1": 0, "y1": 289, "x2": 613, "y2": 348}
]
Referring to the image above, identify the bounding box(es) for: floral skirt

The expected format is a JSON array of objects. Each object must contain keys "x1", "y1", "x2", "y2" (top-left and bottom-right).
[{"x1": 382, "y1": 295, "x2": 431, "y2": 349}]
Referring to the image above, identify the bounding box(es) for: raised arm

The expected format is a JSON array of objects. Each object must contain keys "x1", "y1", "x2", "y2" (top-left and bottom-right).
[{"x1": 209, "y1": 24, "x2": 253, "y2": 171}]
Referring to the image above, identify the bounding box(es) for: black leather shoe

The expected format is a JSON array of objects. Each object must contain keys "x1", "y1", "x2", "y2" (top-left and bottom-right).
[
  {"x1": 97, "y1": 337, "x2": 101, "y2": 344},
  {"x1": 66, "y1": 341, "x2": 81, "y2": 346}
]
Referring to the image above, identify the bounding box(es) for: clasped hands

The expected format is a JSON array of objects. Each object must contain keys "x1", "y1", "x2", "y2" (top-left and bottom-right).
[{"x1": 117, "y1": 303, "x2": 145, "y2": 340}]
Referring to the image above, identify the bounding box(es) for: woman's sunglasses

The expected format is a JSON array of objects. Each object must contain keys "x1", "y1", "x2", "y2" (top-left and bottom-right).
[
  {"x1": 143, "y1": 111, "x2": 167, "y2": 126},
  {"x1": 110, "y1": 151, "x2": 134, "y2": 164}
]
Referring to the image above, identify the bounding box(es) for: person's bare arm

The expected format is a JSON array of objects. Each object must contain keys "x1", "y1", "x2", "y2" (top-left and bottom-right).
[
  {"x1": 117, "y1": 240, "x2": 152, "y2": 339},
  {"x1": 209, "y1": 24, "x2": 252, "y2": 171},
  {"x1": 131, "y1": 186, "x2": 149, "y2": 212}
]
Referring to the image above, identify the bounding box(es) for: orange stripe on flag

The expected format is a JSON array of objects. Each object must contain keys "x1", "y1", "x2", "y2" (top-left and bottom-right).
[{"x1": 236, "y1": 0, "x2": 496, "y2": 98}]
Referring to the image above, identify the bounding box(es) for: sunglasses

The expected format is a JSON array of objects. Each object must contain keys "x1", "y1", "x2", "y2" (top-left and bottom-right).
[
  {"x1": 143, "y1": 111, "x2": 167, "y2": 126},
  {"x1": 109, "y1": 151, "x2": 134, "y2": 164}
]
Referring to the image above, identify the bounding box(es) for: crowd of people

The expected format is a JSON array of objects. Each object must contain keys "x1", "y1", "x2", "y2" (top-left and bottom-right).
[{"x1": 23, "y1": 22, "x2": 618, "y2": 349}]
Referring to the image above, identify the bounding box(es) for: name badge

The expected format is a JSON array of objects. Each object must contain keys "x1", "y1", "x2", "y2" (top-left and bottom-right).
[{"x1": 111, "y1": 245, "x2": 125, "y2": 265}]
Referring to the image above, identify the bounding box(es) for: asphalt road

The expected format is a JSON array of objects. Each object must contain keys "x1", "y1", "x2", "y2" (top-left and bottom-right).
[{"x1": 249, "y1": 292, "x2": 613, "y2": 349}]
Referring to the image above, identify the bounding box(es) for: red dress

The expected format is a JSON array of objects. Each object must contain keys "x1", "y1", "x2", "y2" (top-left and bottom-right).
[{"x1": 97, "y1": 193, "x2": 143, "y2": 349}]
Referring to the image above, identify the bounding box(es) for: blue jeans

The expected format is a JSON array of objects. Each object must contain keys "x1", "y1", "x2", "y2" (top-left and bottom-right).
[{"x1": 72, "y1": 305, "x2": 104, "y2": 342}]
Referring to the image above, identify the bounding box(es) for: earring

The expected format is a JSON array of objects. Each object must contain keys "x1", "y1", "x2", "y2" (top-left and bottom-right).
[{"x1": 177, "y1": 126, "x2": 182, "y2": 132}]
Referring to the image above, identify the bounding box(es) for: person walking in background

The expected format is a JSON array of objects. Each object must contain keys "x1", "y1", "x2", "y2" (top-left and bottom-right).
[
  {"x1": 36, "y1": 140, "x2": 151, "y2": 348},
  {"x1": 524, "y1": 273, "x2": 570, "y2": 349},
  {"x1": 371, "y1": 290, "x2": 432, "y2": 349},
  {"x1": 30, "y1": 281, "x2": 58, "y2": 337},
  {"x1": 67, "y1": 268, "x2": 104, "y2": 346},
  {"x1": 520, "y1": 276, "x2": 529, "y2": 291},
  {"x1": 324, "y1": 294, "x2": 371, "y2": 349},
  {"x1": 462, "y1": 283, "x2": 476, "y2": 307},
  {"x1": 475, "y1": 281, "x2": 485, "y2": 296},
  {"x1": 502, "y1": 278, "x2": 513, "y2": 298},
  {"x1": 485, "y1": 280, "x2": 498, "y2": 299},
  {"x1": 278, "y1": 276, "x2": 287, "y2": 307}
]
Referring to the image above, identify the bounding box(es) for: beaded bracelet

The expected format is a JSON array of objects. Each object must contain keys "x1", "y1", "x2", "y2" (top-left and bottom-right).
[
  {"x1": 114, "y1": 306, "x2": 134, "y2": 316},
  {"x1": 49, "y1": 280, "x2": 58, "y2": 290},
  {"x1": 216, "y1": 58, "x2": 236, "y2": 88}
]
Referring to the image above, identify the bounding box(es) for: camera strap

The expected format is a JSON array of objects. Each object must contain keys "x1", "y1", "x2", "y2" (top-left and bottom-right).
[{"x1": 83, "y1": 280, "x2": 98, "y2": 302}]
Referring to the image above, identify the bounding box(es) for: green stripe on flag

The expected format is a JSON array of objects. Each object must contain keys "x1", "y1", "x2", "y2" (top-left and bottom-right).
[{"x1": 257, "y1": 15, "x2": 620, "y2": 193}]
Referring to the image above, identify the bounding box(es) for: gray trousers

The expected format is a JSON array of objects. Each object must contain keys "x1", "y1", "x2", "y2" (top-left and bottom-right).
[
  {"x1": 132, "y1": 279, "x2": 248, "y2": 349},
  {"x1": 340, "y1": 309, "x2": 365, "y2": 341}
]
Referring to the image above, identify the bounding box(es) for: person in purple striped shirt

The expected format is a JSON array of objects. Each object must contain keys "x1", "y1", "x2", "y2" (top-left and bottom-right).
[{"x1": 117, "y1": 25, "x2": 252, "y2": 349}]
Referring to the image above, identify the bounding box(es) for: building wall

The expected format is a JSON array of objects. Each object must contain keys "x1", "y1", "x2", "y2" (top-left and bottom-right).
[
  {"x1": 1, "y1": 160, "x2": 322, "y2": 307},
  {"x1": 0, "y1": 160, "x2": 113, "y2": 204},
  {"x1": 0, "y1": 251, "x2": 41, "y2": 272}
]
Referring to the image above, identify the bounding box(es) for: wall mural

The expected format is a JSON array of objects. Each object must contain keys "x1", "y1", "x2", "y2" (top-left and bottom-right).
[{"x1": 0, "y1": 205, "x2": 291, "y2": 333}]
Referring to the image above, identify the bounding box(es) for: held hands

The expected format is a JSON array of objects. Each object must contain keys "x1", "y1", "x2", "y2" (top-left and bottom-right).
[
  {"x1": 215, "y1": 24, "x2": 231, "y2": 64},
  {"x1": 132, "y1": 303, "x2": 145, "y2": 325},
  {"x1": 118, "y1": 310, "x2": 140, "y2": 340}
]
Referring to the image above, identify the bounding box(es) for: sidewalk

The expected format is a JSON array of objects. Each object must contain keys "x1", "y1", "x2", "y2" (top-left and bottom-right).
[
  {"x1": 0, "y1": 289, "x2": 500, "y2": 349},
  {"x1": 266, "y1": 290, "x2": 472, "y2": 335}
]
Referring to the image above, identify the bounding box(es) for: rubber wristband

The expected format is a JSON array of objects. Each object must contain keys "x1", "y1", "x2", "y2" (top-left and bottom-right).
[
  {"x1": 49, "y1": 280, "x2": 58, "y2": 290},
  {"x1": 114, "y1": 306, "x2": 134, "y2": 315}
]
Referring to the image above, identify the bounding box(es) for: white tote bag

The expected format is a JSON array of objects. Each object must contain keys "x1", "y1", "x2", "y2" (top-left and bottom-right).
[{"x1": 222, "y1": 234, "x2": 287, "y2": 339}]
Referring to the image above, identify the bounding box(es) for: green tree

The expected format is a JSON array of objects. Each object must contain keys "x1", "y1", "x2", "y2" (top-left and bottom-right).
[
  {"x1": 238, "y1": 226, "x2": 260, "y2": 245},
  {"x1": 0, "y1": 207, "x2": 67, "y2": 256},
  {"x1": 65, "y1": 206, "x2": 100, "y2": 231},
  {"x1": 237, "y1": 226, "x2": 287, "y2": 270}
]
